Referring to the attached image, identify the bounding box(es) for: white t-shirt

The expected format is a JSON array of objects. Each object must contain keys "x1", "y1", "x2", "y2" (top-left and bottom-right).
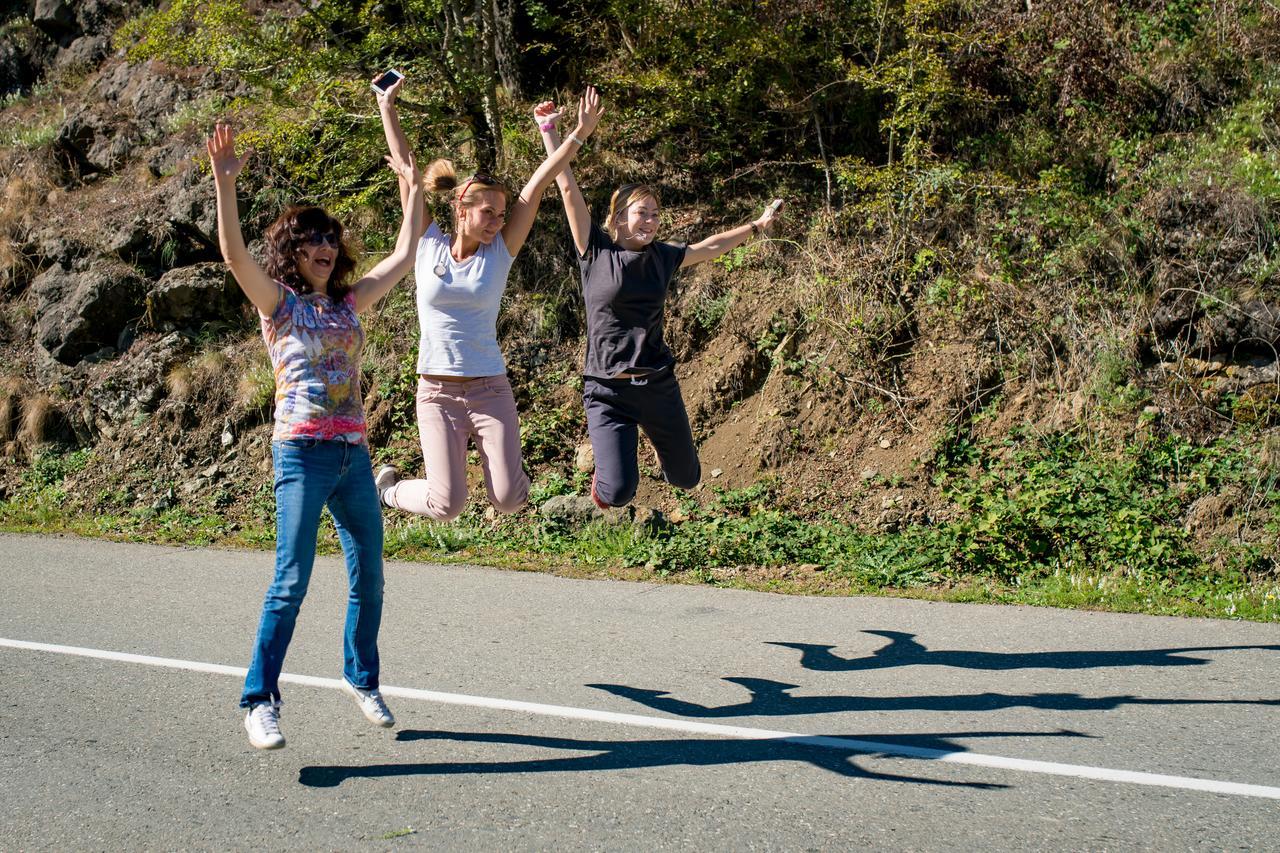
[{"x1": 413, "y1": 221, "x2": 514, "y2": 376}]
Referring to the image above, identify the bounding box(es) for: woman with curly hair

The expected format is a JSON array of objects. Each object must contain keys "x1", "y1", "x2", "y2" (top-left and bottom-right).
[{"x1": 207, "y1": 115, "x2": 423, "y2": 750}]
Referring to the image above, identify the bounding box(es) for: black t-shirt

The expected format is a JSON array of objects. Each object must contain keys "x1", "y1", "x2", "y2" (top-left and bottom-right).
[{"x1": 578, "y1": 223, "x2": 687, "y2": 379}]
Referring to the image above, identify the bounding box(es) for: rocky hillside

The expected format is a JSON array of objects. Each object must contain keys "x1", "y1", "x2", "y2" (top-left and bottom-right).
[{"x1": 0, "y1": 1, "x2": 1277, "y2": 605}]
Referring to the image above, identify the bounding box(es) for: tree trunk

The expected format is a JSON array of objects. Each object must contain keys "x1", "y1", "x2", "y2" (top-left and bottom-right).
[
  {"x1": 476, "y1": 0, "x2": 504, "y2": 170},
  {"x1": 490, "y1": 0, "x2": 521, "y2": 99}
]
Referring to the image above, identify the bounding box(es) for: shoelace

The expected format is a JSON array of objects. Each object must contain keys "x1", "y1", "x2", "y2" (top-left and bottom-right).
[
  {"x1": 365, "y1": 691, "x2": 390, "y2": 718},
  {"x1": 254, "y1": 704, "x2": 282, "y2": 735},
  {"x1": 355, "y1": 686, "x2": 389, "y2": 717}
]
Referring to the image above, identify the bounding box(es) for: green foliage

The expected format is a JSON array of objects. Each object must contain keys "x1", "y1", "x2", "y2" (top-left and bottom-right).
[
  {"x1": 163, "y1": 93, "x2": 230, "y2": 136},
  {"x1": 115, "y1": 0, "x2": 499, "y2": 215},
  {"x1": 847, "y1": 0, "x2": 1000, "y2": 168},
  {"x1": 15, "y1": 0, "x2": 1271, "y2": 626},
  {"x1": 1087, "y1": 341, "x2": 1149, "y2": 412},
  {"x1": 689, "y1": 289, "x2": 732, "y2": 334},
  {"x1": 528, "y1": 471, "x2": 573, "y2": 505},
  {"x1": 519, "y1": 403, "x2": 582, "y2": 466},
  {"x1": 23, "y1": 448, "x2": 92, "y2": 489},
  {"x1": 237, "y1": 359, "x2": 275, "y2": 413},
  {"x1": 375, "y1": 350, "x2": 420, "y2": 444},
  {"x1": 565, "y1": 3, "x2": 855, "y2": 160},
  {"x1": 933, "y1": 429, "x2": 1271, "y2": 581},
  {"x1": 2, "y1": 121, "x2": 58, "y2": 149}
]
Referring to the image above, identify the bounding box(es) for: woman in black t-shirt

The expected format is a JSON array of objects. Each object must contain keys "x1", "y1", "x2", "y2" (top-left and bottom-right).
[{"x1": 535, "y1": 90, "x2": 782, "y2": 508}]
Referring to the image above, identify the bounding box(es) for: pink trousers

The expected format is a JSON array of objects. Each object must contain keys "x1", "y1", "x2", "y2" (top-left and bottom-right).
[{"x1": 383, "y1": 375, "x2": 529, "y2": 521}]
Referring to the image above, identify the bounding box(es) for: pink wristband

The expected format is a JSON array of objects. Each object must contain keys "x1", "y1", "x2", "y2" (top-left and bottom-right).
[{"x1": 539, "y1": 121, "x2": 555, "y2": 132}]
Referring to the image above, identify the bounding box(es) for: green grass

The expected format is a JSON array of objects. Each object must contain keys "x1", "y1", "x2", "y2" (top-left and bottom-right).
[
  {"x1": 3, "y1": 500, "x2": 1274, "y2": 620},
  {"x1": 2, "y1": 436, "x2": 1276, "y2": 622}
]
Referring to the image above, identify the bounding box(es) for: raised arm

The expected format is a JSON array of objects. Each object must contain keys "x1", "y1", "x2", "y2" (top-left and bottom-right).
[
  {"x1": 374, "y1": 73, "x2": 430, "y2": 238},
  {"x1": 680, "y1": 200, "x2": 783, "y2": 268},
  {"x1": 533, "y1": 94, "x2": 594, "y2": 257},
  {"x1": 352, "y1": 151, "x2": 424, "y2": 313},
  {"x1": 207, "y1": 123, "x2": 282, "y2": 316},
  {"x1": 502, "y1": 87, "x2": 603, "y2": 256}
]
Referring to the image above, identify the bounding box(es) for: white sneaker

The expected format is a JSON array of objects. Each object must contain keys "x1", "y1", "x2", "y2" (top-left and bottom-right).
[
  {"x1": 375, "y1": 465, "x2": 400, "y2": 507},
  {"x1": 244, "y1": 701, "x2": 285, "y2": 749},
  {"x1": 343, "y1": 680, "x2": 395, "y2": 727}
]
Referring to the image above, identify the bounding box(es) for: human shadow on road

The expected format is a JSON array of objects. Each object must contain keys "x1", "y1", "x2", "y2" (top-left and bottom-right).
[
  {"x1": 298, "y1": 728, "x2": 1084, "y2": 789},
  {"x1": 768, "y1": 631, "x2": 1280, "y2": 672},
  {"x1": 585, "y1": 678, "x2": 1280, "y2": 718}
]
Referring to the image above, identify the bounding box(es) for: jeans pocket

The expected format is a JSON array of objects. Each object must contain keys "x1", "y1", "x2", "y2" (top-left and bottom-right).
[
  {"x1": 417, "y1": 378, "x2": 443, "y2": 405},
  {"x1": 485, "y1": 376, "x2": 515, "y2": 398}
]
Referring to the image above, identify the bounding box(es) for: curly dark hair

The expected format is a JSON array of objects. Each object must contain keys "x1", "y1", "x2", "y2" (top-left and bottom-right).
[{"x1": 263, "y1": 205, "x2": 357, "y2": 301}]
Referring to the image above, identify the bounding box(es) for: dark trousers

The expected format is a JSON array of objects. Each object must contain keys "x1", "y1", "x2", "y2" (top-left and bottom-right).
[{"x1": 583, "y1": 368, "x2": 701, "y2": 507}]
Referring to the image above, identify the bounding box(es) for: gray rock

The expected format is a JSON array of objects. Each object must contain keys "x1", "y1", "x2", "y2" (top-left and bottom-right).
[
  {"x1": 87, "y1": 121, "x2": 141, "y2": 172},
  {"x1": 181, "y1": 476, "x2": 208, "y2": 495},
  {"x1": 538, "y1": 494, "x2": 659, "y2": 530},
  {"x1": 104, "y1": 216, "x2": 161, "y2": 266},
  {"x1": 130, "y1": 73, "x2": 183, "y2": 133},
  {"x1": 632, "y1": 506, "x2": 670, "y2": 535},
  {"x1": 54, "y1": 111, "x2": 108, "y2": 177},
  {"x1": 94, "y1": 60, "x2": 135, "y2": 102},
  {"x1": 72, "y1": 0, "x2": 134, "y2": 35},
  {"x1": 81, "y1": 331, "x2": 185, "y2": 428},
  {"x1": 875, "y1": 508, "x2": 903, "y2": 532},
  {"x1": 27, "y1": 225, "x2": 92, "y2": 269},
  {"x1": 145, "y1": 263, "x2": 241, "y2": 328},
  {"x1": 0, "y1": 20, "x2": 57, "y2": 97},
  {"x1": 539, "y1": 495, "x2": 603, "y2": 525},
  {"x1": 53, "y1": 34, "x2": 109, "y2": 71},
  {"x1": 92, "y1": 60, "x2": 185, "y2": 137},
  {"x1": 164, "y1": 165, "x2": 218, "y2": 245},
  {"x1": 33, "y1": 259, "x2": 148, "y2": 364},
  {"x1": 1195, "y1": 300, "x2": 1280, "y2": 357},
  {"x1": 33, "y1": 0, "x2": 78, "y2": 42}
]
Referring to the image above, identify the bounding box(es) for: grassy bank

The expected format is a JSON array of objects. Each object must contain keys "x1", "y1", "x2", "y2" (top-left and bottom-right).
[{"x1": 4, "y1": 427, "x2": 1276, "y2": 623}]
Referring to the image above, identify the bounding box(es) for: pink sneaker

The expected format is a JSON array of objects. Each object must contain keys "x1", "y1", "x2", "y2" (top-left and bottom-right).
[{"x1": 590, "y1": 472, "x2": 610, "y2": 510}]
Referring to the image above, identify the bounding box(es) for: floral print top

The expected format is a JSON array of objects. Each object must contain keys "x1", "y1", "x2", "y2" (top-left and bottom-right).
[{"x1": 260, "y1": 284, "x2": 366, "y2": 444}]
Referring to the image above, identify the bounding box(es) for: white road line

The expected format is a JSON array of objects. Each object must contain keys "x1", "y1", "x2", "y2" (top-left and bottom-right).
[{"x1": 3, "y1": 635, "x2": 1278, "y2": 800}]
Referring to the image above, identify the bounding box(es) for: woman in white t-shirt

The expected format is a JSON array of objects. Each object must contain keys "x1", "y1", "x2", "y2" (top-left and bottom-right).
[{"x1": 374, "y1": 79, "x2": 602, "y2": 520}]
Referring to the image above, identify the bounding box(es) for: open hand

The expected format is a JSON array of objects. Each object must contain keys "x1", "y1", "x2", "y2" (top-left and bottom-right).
[
  {"x1": 573, "y1": 86, "x2": 604, "y2": 139},
  {"x1": 384, "y1": 148, "x2": 420, "y2": 185},
  {"x1": 533, "y1": 100, "x2": 562, "y2": 130},
  {"x1": 206, "y1": 123, "x2": 250, "y2": 182}
]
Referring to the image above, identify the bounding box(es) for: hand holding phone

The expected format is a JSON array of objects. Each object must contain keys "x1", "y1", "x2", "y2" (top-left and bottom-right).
[
  {"x1": 371, "y1": 69, "x2": 404, "y2": 96},
  {"x1": 752, "y1": 198, "x2": 783, "y2": 238}
]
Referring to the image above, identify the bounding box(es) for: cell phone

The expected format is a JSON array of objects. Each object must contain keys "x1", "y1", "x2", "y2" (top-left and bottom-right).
[
  {"x1": 371, "y1": 69, "x2": 404, "y2": 95},
  {"x1": 767, "y1": 198, "x2": 785, "y2": 215}
]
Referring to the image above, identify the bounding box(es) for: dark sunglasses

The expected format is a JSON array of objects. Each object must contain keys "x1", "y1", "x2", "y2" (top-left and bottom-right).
[{"x1": 303, "y1": 231, "x2": 340, "y2": 248}]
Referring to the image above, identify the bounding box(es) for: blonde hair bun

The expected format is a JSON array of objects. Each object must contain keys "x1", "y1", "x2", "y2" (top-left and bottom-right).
[{"x1": 424, "y1": 158, "x2": 457, "y2": 194}]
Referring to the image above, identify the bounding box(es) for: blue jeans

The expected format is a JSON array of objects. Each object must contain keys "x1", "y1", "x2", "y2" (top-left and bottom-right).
[{"x1": 240, "y1": 439, "x2": 385, "y2": 708}]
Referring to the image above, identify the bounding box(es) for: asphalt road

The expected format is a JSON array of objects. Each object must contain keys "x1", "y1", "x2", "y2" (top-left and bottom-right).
[{"x1": 1, "y1": 533, "x2": 1277, "y2": 850}]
